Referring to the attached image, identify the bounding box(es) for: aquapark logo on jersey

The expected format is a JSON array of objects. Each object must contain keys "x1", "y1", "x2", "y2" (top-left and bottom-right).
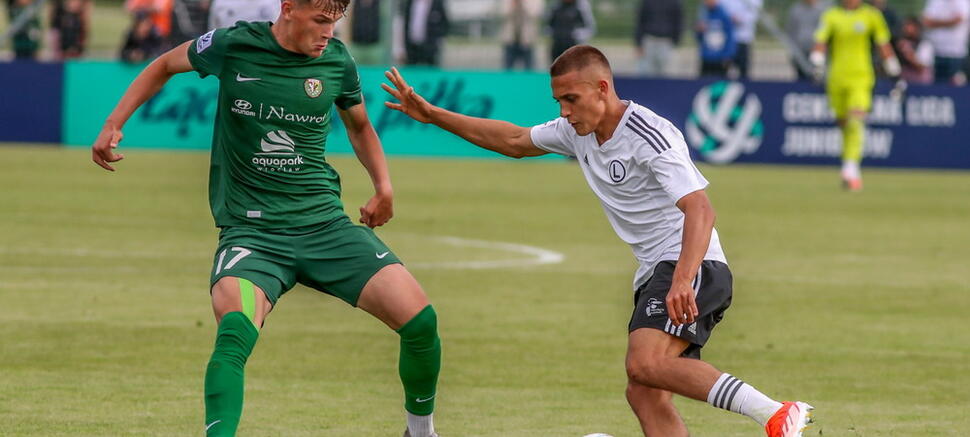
[
  {"x1": 685, "y1": 81, "x2": 764, "y2": 164},
  {"x1": 253, "y1": 130, "x2": 304, "y2": 172}
]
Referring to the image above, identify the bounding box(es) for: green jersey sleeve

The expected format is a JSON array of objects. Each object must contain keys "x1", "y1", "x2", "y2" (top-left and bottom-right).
[
  {"x1": 187, "y1": 27, "x2": 231, "y2": 78},
  {"x1": 870, "y1": 9, "x2": 890, "y2": 45},
  {"x1": 814, "y1": 9, "x2": 833, "y2": 44},
  {"x1": 335, "y1": 47, "x2": 363, "y2": 110}
]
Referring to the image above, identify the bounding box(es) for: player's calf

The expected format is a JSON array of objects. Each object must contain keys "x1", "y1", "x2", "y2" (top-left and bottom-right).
[
  {"x1": 625, "y1": 383, "x2": 688, "y2": 437},
  {"x1": 204, "y1": 311, "x2": 259, "y2": 436},
  {"x1": 398, "y1": 305, "x2": 441, "y2": 437}
]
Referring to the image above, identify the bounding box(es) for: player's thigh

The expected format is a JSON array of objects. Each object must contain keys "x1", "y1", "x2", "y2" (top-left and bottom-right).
[
  {"x1": 209, "y1": 227, "x2": 297, "y2": 320},
  {"x1": 211, "y1": 276, "x2": 272, "y2": 327},
  {"x1": 846, "y1": 82, "x2": 874, "y2": 116},
  {"x1": 356, "y1": 264, "x2": 429, "y2": 330},
  {"x1": 826, "y1": 81, "x2": 850, "y2": 120}
]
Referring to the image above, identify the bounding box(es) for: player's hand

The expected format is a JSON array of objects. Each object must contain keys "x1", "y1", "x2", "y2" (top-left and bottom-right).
[
  {"x1": 666, "y1": 280, "x2": 699, "y2": 327},
  {"x1": 809, "y1": 51, "x2": 826, "y2": 85},
  {"x1": 359, "y1": 190, "x2": 393, "y2": 228},
  {"x1": 382, "y1": 67, "x2": 434, "y2": 124},
  {"x1": 92, "y1": 123, "x2": 125, "y2": 171}
]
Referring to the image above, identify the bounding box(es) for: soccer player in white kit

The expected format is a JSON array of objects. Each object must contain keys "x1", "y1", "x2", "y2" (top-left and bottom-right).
[{"x1": 383, "y1": 45, "x2": 813, "y2": 437}]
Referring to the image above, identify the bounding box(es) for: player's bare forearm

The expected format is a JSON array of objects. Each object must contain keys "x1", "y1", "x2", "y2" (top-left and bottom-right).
[
  {"x1": 664, "y1": 190, "x2": 715, "y2": 325},
  {"x1": 427, "y1": 107, "x2": 543, "y2": 159},
  {"x1": 340, "y1": 103, "x2": 392, "y2": 195},
  {"x1": 878, "y1": 43, "x2": 895, "y2": 61},
  {"x1": 339, "y1": 103, "x2": 394, "y2": 228},
  {"x1": 382, "y1": 66, "x2": 545, "y2": 159},
  {"x1": 104, "y1": 41, "x2": 194, "y2": 129},
  {"x1": 673, "y1": 190, "x2": 716, "y2": 285}
]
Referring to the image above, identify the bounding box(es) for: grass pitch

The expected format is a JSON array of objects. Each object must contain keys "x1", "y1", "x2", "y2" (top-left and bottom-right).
[{"x1": 1, "y1": 144, "x2": 968, "y2": 436}]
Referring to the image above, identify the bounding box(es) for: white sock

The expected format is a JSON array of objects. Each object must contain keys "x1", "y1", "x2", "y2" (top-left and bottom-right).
[
  {"x1": 406, "y1": 411, "x2": 435, "y2": 437},
  {"x1": 706, "y1": 373, "x2": 783, "y2": 426},
  {"x1": 841, "y1": 160, "x2": 861, "y2": 180}
]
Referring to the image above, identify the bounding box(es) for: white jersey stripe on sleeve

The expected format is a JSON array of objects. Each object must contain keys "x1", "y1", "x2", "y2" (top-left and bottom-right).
[
  {"x1": 627, "y1": 122, "x2": 664, "y2": 154},
  {"x1": 630, "y1": 111, "x2": 673, "y2": 151}
]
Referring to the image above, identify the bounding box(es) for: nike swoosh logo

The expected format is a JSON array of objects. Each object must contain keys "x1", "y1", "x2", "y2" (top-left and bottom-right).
[
  {"x1": 415, "y1": 395, "x2": 435, "y2": 403},
  {"x1": 376, "y1": 252, "x2": 389, "y2": 259},
  {"x1": 205, "y1": 420, "x2": 222, "y2": 432},
  {"x1": 236, "y1": 73, "x2": 261, "y2": 82}
]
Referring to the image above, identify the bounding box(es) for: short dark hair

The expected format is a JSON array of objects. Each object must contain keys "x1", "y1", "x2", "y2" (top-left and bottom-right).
[
  {"x1": 550, "y1": 45, "x2": 612, "y2": 77},
  {"x1": 289, "y1": 0, "x2": 350, "y2": 16}
]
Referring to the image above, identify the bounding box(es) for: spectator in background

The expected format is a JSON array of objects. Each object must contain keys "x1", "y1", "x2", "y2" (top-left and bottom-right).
[
  {"x1": 896, "y1": 15, "x2": 934, "y2": 84},
  {"x1": 169, "y1": 0, "x2": 209, "y2": 46},
  {"x1": 126, "y1": 0, "x2": 173, "y2": 40},
  {"x1": 120, "y1": 10, "x2": 164, "y2": 63},
  {"x1": 499, "y1": 0, "x2": 544, "y2": 70},
  {"x1": 634, "y1": 0, "x2": 683, "y2": 77},
  {"x1": 48, "y1": 0, "x2": 92, "y2": 60},
  {"x1": 697, "y1": 0, "x2": 736, "y2": 78},
  {"x1": 547, "y1": 0, "x2": 595, "y2": 62},
  {"x1": 787, "y1": 0, "x2": 831, "y2": 81},
  {"x1": 208, "y1": 0, "x2": 278, "y2": 30},
  {"x1": 721, "y1": 0, "x2": 761, "y2": 79},
  {"x1": 9, "y1": 0, "x2": 42, "y2": 60},
  {"x1": 349, "y1": 0, "x2": 383, "y2": 65},
  {"x1": 922, "y1": 0, "x2": 970, "y2": 84},
  {"x1": 398, "y1": 0, "x2": 449, "y2": 66}
]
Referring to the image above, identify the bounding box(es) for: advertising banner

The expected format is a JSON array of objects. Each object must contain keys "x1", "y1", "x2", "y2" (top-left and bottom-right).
[
  {"x1": 615, "y1": 78, "x2": 969, "y2": 169},
  {"x1": 0, "y1": 62, "x2": 63, "y2": 143},
  {"x1": 63, "y1": 62, "x2": 560, "y2": 158}
]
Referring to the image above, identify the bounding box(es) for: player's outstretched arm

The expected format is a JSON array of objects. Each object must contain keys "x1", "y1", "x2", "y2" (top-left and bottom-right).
[
  {"x1": 382, "y1": 67, "x2": 547, "y2": 159},
  {"x1": 339, "y1": 100, "x2": 394, "y2": 229},
  {"x1": 92, "y1": 41, "x2": 195, "y2": 171}
]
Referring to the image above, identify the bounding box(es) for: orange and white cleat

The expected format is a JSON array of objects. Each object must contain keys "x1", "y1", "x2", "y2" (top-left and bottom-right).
[
  {"x1": 843, "y1": 177, "x2": 863, "y2": 192},
  {"x1": 765, "y1": 401, "x2": 814, "y2": 437}
]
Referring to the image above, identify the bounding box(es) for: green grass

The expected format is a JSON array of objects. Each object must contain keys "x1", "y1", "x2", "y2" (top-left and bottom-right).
[{"x1": 1, "y1": 144, "x2": 968, "y2": 436}]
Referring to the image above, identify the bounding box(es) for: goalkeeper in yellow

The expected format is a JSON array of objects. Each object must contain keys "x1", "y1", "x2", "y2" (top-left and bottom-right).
[{"x1": 811, "y1": 0, "x2": 900, "y2": 191}]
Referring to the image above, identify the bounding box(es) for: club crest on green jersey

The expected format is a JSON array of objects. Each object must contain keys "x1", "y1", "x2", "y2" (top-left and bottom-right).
[{"x1": 304, "y1": 78, "x2": 323, "y2": 98}]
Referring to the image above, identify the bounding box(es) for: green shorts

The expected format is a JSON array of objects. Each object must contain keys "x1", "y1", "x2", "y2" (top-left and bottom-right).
[{"x1": 209, "y1": 215, "x2": 401, "y2": 306}]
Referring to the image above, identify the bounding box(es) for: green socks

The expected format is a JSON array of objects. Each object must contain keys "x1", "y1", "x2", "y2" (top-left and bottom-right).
[
  {"x1": 397, "y1": 305, "x2": 442, "y2": 416},
  {"x1": 202, "y1": 305, "x2": 439, "y2": 435},
  {"x1": 204, "y1": 311, "x2": 259, "y2": 436}
]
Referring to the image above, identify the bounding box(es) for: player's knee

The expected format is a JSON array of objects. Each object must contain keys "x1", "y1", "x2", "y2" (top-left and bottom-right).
[
  {"x1": 396, "y1": 305, "x2": 439, "y2": 347},
  {"x1": 210, "y1": 312, "x2": 259, "y2": 368},
  {"x1": 625, "y1": 354, "x2": 664, "y2": 386}
]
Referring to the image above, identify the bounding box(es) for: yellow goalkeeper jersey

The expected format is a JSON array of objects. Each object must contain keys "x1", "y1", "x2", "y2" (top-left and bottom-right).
[{"x1": 814, "y1": 4, "x2": 891, "y2": 83}]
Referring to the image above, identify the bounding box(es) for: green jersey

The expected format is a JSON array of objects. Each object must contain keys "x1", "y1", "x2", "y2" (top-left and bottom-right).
[{"x1": 187, "y1": 21, "x2": 362, "y2": 229}]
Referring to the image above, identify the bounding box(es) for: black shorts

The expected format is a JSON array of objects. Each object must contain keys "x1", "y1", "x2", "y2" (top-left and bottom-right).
[{"x1": 628, "y1": 260, "x2": 733, "y2": 359}]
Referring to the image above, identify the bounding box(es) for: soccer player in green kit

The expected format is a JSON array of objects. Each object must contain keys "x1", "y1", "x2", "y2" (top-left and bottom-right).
[
  {"x1": 810, "y1": 0, "x2": 900, "y2": 191},
  {"x1": 90, "y1": 1, "x2": 442, "y2": 436}
]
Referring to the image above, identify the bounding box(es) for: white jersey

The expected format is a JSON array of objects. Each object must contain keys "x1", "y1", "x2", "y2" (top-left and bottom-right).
[{"x1": 530, "y1": 101, "x2": 727, "y2": 291}]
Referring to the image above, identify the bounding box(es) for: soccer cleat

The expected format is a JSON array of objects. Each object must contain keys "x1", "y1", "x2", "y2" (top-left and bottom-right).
[
  {"x1": 403, "y1": 430, "x2": 439, "y2": 437},
  {"x1": 765, "y1": 401, "x2": 814, "y2": 437},
  {"x1": 842, "y1": 177, "x2": 863, "y2": 192}
]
